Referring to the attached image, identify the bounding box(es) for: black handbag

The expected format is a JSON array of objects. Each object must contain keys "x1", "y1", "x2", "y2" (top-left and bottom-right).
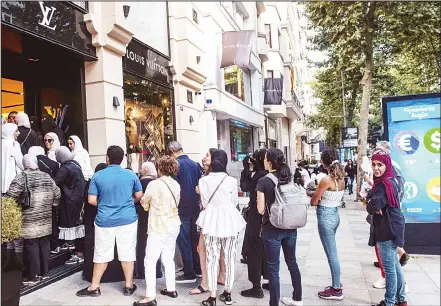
[{"x1": 19, "y1": 172, "x2": 31, "y2": 210}]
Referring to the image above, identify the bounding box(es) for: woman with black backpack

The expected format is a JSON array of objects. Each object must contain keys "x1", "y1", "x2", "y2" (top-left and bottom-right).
[{"x1": 256, "y1": 148, "x2": 302, "y2": 306}]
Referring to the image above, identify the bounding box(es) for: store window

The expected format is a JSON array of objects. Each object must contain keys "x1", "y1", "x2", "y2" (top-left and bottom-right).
[
  {"x1": 230, "y1": 121, "x2": 253, "y2": 162},
  {"x1": 124, "y1": 73, "x2": 174, "y2": 171},
  {"x1": 224, "y1": 65, "x2": 252, "y2": 104},
  {"x1": 267, "y1": 70, "x2": 274, "y2": 78},
  {"x1": 265, "y1": 24, "x2": 272, "y2": 48}
]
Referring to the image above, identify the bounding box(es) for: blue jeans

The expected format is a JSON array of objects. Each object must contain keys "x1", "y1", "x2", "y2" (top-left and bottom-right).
[
  {"x1": 263, "y1": 228, "x2": 302, "y2": 306},
  {"x1": 347, "y1": 177, "x2": 354, "y2": 194},
  {"x1": 377, "y1": 240, "x2": 406, "y2": 306},
  {"x1": 176, "y1": 213, "x2": 201, "y2": 279},
  {"x1": 317, "y1": 206, "x2": 341, "y2": 289}
]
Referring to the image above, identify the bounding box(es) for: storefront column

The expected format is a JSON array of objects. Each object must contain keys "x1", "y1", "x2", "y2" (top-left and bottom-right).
[{"x1": 83, "y1": 3, "x2": 133, "y2": 167}]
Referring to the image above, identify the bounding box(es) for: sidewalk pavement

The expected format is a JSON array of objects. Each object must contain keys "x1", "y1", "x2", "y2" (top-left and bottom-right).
[{"x1": 20, "y1": 193, "x2": 440, "y2": 306}]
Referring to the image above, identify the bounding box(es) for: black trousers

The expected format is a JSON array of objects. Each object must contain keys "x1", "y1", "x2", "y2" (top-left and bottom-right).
[
  {"x1": 51, "y1": 206, "x2": 59, "y2": 249},
  {"x1": 75, "y1": 238, "x2": 84, "y2": 253},
  {"x1": 24, "y1": 236, "x2": 50, "y2": 278},
  {"x1": 247, "y1": 236, "x2": 268, "y2": 288}
]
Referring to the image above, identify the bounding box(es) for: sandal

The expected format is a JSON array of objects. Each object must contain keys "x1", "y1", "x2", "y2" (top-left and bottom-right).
[{"x1": 190, "y1": 284, "x2": 207, "y2": 295}]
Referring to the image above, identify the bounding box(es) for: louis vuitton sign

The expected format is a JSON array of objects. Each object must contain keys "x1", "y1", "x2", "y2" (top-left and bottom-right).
[
  {"x1": 1, "y1": 1, "x2": 95, "y2": 59},
  {"x1": 123, "y1": 39, "x2": 170, "y2": 86}
]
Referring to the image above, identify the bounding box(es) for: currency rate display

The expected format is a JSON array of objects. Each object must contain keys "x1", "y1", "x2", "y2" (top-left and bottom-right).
[{"x1": 383, "y1": 93, "x2": 440, "y2": 223}]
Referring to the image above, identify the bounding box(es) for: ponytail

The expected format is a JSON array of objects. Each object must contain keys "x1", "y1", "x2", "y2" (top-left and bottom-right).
[{"x1": 328, "y1": 160, "x2": 345, "y2": 181}]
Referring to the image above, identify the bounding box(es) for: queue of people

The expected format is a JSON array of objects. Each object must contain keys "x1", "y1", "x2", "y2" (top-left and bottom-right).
[{"x1": 2, "y1": 113, "x2": 408, "y2": 306}]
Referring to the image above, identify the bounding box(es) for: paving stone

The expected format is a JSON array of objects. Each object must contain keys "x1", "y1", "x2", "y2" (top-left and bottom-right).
[{"x1": 19, "y1": 193, "x2": 440, "y2": 306}]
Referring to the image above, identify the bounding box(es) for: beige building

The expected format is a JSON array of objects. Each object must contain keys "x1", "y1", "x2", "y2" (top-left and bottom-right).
[
  {"x1": 1, "y1": 1, "x2": 316, "y2": 179},
  {"x1": 260, "y1": 2, "x2": 315, "y2": 168}
]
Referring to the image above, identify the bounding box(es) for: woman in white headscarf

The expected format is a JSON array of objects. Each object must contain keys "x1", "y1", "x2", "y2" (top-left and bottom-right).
[
  {"x1": 15, "y1": 112, "x2": 38, "y2": 155},
  {"x1": 44, "y1": 132, "x2": 61, "y2": 162},
  {"x1": 54, "y1": 146, "x2": 86, "y2": 265},
  {"x1": 2, "y1": 123, "x2": 24, "y2": 193},
  {"x1": 6, "y1": 154, "x2": 61, "y2": 285},
  {"x1": 67, "y1": 135, "x2": 93, "y2": 180}
]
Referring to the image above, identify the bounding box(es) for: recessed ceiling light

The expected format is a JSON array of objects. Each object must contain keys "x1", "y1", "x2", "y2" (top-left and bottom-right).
[{"x1": 28, "y1": 58, "x2": 39, "y2": 62}]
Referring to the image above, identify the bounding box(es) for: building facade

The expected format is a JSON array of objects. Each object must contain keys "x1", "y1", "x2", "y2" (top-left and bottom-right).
[
  {"x1": 1, "y1": 1, "x2": 315, "y2": 180},
  {"x1": 168, "y1": 2, "x2": 267, "y2": 180},
  {"x1": 260, "y1": 2, "x2": 315, "y2": 168}
]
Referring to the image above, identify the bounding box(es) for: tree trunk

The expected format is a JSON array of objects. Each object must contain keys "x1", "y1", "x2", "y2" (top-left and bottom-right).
[{"x1": 356, "y1": 2, "x2": 376, "y2": 201}]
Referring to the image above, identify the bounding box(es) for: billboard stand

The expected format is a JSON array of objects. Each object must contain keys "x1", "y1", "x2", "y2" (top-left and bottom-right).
[{"x1": 382, "y1": 92, "x2": 441, "y2": 255}]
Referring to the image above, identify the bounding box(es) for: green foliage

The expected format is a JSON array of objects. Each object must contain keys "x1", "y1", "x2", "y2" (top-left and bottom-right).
[
  {"x1": 1, "y1": 197, "x2": 22, "y2": 243},
  {"x1": 306, "y1": 2, "x2": 441, "y2": 148}
]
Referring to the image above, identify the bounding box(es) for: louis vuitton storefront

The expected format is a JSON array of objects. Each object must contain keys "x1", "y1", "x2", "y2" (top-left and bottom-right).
[
  {"x1": 1, "y1": 1, "x2": 96, "y2": 147},
  {"x1": 123, "y1": 39, "x2": 175, "y2": 172}
]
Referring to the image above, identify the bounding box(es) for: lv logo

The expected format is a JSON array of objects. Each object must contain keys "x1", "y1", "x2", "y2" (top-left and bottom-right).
[{"x1": 38, "y1": 1, "x2": 57, "y2": 30}]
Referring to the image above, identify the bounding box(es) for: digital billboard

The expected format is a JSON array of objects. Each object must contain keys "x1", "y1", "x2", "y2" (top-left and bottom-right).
[{"x1": 383, "y1": 93, "x2": 440, "y2": 224}]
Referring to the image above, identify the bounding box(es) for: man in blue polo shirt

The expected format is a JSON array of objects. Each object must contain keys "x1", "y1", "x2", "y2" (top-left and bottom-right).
[{"x1": 77, "y1": 145, "x2": 143, "y2": 297}]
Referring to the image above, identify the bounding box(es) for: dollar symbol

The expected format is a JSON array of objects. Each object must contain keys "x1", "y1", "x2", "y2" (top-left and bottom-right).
[
  {"x1": 431, "y1": 131, "x2": 440, "y2": 151},
  {"x1": 425, "y1": 128, "x2": 441, "y2": 154}
]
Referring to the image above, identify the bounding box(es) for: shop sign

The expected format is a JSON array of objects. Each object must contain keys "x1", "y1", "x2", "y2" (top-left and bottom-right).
[
  {"x1": 342, "y1": 127, "x2": 358, "y2": 148},
  {"x1": 1, "y1": 1, "x2": 95, "y2": 58},
  {"x1": 123, "y1": 39, "x2": 170, "y2": 86},
  {"x1": 264, "y1": 78, "x2": 283, "y2": 105},
  {"x1": 220, "y1": 30, "x2": 253, "y2": 69}
]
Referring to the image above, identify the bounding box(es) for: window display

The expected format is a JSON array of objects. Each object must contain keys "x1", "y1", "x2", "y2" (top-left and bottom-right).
[
  {"x1": 230, "y1": 121, "x2": 252, "y2": 162},
  {"x1": 124, "y1": 73, "x2": 174, "y2": 171}
]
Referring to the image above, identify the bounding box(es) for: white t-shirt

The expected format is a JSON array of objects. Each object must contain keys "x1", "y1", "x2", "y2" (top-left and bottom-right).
[{"x1": 301, "y1": 169, "x2": 311, "y2": 186}]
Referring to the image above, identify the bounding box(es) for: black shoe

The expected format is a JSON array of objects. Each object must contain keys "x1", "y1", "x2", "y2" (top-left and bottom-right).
[
  {"x1": 219, "y1": 291, "x2": 232, "y2": 305},
  {"x1": 400, "y1": 253, "x2": 410, "y2": 266},
  {"x1": 372, "y1": 300, "x2": 387, "y2": 306},
  {"x1": 60, "y1": 242, "x2": 75, "y2": 251},
  {"x1": 76, "y1": 286, "x2": 101, "y2": 297},
  {"x1": 262, "y1": 283, "x2": 269, "y2": 291},
  {"x1": 134, "y1": 299, "x2": 157, "y2": 306},
  {"x1": 175, "y1": 274, "x2": 197, "y2": 284},
  {"x1": 202, "y1": 297, "x2": 216, "y2": 306},
  {"x1": 124, "y1": 284, "x2": 137, "y2": 296},
  {"x1": 241, "y1": 288, "x2": 264, "y2": 299},
  {"x1": 39, "y1": 273, "x2": 50, "y2": 280},
  {"x1": 160, "y1": 289, "x2": 178, "y2": 298},
  {"x1": 374, "y1": 261, "x2": 380, "y2": 268},
  {"x1": 22, "y1": 276, "x2": 41, "y2": 286},
  {"x1": 51, "y1": 247, "x2": 62, "y2": 254}
]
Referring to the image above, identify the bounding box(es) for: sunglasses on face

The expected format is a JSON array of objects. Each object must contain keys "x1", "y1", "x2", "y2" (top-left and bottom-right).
[{"x1": 44, "y1": 138, "x2": 54, "y2": 143}]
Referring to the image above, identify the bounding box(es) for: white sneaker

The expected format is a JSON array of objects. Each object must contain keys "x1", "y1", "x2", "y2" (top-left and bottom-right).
[
  {"x1": 405, "y1": 282, "x2": 409, "y2": 293},
  {"x1": 281, "y1": 297, "x2": 303, "y2": 306},
  {"x1": 373, "y1": 277, "x2": 386, "y2": 289}
]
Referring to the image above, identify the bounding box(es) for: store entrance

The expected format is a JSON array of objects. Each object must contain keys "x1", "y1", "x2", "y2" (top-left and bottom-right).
[{"x1": 1, "y1": 25, "x2": 87, "y2": 146}]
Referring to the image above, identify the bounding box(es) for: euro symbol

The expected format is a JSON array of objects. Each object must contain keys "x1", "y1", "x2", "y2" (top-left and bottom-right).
[{"x1": 399, "y1": 134, "x2": 413, "y2": 151}]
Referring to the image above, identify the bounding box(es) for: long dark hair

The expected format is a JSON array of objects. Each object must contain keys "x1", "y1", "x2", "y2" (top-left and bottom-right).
[
  {"x1": 266, "y1": 148, "x2": 292, "y2": 184},
  {"x1": 211, "y1": 149, "x2": 228, "y2": 173},
  {"x1": 253, "y1": 148, "x2": 266, "y2": 172},
  {"x1": 321, "y1": 148, "x2": 345, "y2": 180},
  {"x1": 205, "y1": 147, "x2": 218, "y2": 175}
]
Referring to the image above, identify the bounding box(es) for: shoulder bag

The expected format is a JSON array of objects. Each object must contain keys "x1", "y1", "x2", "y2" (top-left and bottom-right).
[
  {"x1": 206, "y1": 175, "x2": 228, "y2": 206},
  {"x1": 19, "y1": 130, "x2": 31, "y2": 147},
  {"x1": 19, "y1": 172, "x2": 32, "y2": 210}
]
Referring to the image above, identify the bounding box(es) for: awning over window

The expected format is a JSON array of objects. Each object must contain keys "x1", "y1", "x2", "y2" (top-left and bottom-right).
[{"x1": 220, "y1": 30, "x2": 253, "y2": 69}]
